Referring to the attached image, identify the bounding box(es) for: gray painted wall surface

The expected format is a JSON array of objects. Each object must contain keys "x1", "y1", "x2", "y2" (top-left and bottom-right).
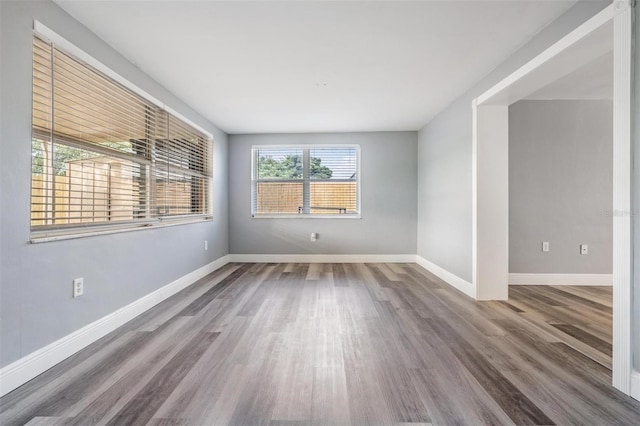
[
  {"x1": 509, "y1": 100, "x2": 612, "y2": 274},
  {"x1": 229, "y1": 132, "x2": 417, "y2": 255},
  {"x1": 416, "y1": 1, "x2": 610, "y2": 282},
  {"x1": 633, "y1": 1, "x2": 640, "y2": 374},
  {"x1": 0, "y1": 0, "x2": 229, "y2": 367}
]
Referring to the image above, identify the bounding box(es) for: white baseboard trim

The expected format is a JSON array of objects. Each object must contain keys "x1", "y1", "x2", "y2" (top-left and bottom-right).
[
  {"x1": 0, "y1": 255, "x2": 231, "y2": 398},
  {"x1": 227, "y1": 254, "x2": 417, "y2": 263},
  {"x1": 508, "y1": 273, "x2": 613, "y2": 286},
  {"x1": 631, "y1": 370, "x2": 640, "y2": 402},
  {"x1": 415, "y1": 256, "x2": 475, "y2": 298}
]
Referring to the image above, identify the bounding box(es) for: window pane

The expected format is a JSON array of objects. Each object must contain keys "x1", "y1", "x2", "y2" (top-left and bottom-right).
[
  {"x1": 255, "y1": 182, "x2": 303, "y2": 214},
  {"x1": 310, "y1": 181, "x2": 358, "y2": 214},
  {"x1": 31, "y1": 35, "x2": 212, "y2": 233},
  {"x1": 255, "y1": 148, "x2": 304, "y2": 179},
  {"x1": 53, "y1": 49, "x2": 153, "y2": 157},
  {"x1": 31, "y1": 141, "x2": 146, "y2": 226},
  {"x1": 309, "y1": 147, "x2": 357, "y2": 180},
  {"x1": 154, "y1": 169, "x2": 208, "y2": 217},
  {"x1": 252, "y1": 146, "x2": 359, "y2": 216}
]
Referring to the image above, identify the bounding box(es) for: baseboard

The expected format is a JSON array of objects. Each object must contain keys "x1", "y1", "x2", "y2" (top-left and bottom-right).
[
  {"x1": 508, "y1": 273, "x2": 613, "y2": 286},
  {"x1": 227, "y1": 254, "x2": 417, "y2": 263},
  {"x1": 415, "y1": 256, "x2": 475, "y2": 298},
  {"x1": 0, "y1": 254, "x2": 231, "y2": 398},
  {"x1": 631, "y1": 370, "x2": 640, "y2": 402}
]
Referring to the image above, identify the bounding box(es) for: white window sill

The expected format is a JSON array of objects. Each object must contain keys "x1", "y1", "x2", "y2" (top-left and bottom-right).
[
  {"x1": 30, "y1": 216, "x2": 213, "y2": 244},
  {"x1": 251, "y1": 214, "x2": 361, "y2": 219}
]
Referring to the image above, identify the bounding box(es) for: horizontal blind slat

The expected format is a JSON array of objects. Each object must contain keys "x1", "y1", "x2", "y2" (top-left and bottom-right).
[{"x1": 31, "y1": 34, "x2": 212, "y2": 230}]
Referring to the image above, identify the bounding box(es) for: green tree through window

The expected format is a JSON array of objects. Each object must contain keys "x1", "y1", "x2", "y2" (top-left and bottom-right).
[{"x1": 258, "y1": 155, "x2": 332, "y2": 179}]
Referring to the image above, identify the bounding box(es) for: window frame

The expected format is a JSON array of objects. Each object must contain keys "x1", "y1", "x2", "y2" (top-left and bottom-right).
[
  {"x1": 30, "y1": 23, "x2": 214, "y2": 243},
  {"x1": 251, "y1": 144, "x2": 361, "y2": 219}
]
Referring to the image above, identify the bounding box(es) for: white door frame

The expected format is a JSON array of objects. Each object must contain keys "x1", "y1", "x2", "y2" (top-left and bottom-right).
[{"x1": 472, "y1": 1, "x2": 636, "y2": 397}]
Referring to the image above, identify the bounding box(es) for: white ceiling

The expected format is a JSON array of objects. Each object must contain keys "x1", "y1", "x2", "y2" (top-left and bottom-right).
[
  {"x1": 55, "y1": 0, "x2": 577, "y2": 134},
  {"x1": 525, "y1": 51, "x2": 613, "y2": 100}
]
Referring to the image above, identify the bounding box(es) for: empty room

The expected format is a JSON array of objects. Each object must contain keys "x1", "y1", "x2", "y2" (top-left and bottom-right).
[{"x1": 1, "y1": 0, "x2": 640, "y2": 425}]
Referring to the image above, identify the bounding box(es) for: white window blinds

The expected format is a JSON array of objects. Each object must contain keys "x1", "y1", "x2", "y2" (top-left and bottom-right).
[
  {"x1": 31, "y1": 35, "x2": 212, "y2": 233},
  {"x1": 252, "y1": 146, "x2": 360, "y2": 217}
]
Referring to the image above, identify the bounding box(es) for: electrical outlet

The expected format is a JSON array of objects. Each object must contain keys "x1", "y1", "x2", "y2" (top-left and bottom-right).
[
  {"x1": 204, "y1": 240, "x2": 208, "y2": 251},
  {"x1": 580, "y1": 244, "x2": 589, "y2": 255},
  {"x1": 310, "y1": 232, "x2": 317, "y2": 242},
  {"x1": 542, "y1": 241, "x2": 549, "y2": 252},
  {"x1": 73, "y1": 278, "x2": 84, "y2": 298}
]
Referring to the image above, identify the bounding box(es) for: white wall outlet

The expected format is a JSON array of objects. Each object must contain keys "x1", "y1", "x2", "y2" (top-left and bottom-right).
[
  {"x1": 204, "y1": 240, "x2": 208, "y2": 251},
  {"x1": 73, "y1": 278, "x2": 84, "y2": 298},
  {"x1": 580, "y1": 244, "x2": 589, "y2": 255},
  {"x1": 542, "y1": 241, "x2": 549, "y2": 252},
  {"x1": 310, "y1": 232, "x2": 317, "y2": 242}
]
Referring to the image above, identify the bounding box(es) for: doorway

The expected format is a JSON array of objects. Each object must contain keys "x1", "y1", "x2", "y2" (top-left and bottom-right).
[{"x1": 472, "y1": 2, "x2": 635, "y2": 398}]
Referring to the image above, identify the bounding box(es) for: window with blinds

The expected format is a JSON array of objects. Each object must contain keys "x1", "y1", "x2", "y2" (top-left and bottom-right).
[
  {"x1": 251, "y1": 146, "x2": 360, "y2": 217},
  {"x1": 31, "y1": 35, "x2": 212, "y2": 236}
]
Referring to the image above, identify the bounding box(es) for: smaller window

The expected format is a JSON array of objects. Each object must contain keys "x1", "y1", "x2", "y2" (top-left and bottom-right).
[{"x1": 251, "y1": 145, "x2": 360, "y2": 217}]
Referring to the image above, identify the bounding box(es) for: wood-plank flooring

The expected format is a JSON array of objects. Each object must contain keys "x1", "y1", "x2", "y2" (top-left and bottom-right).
[{"x1": 1, "y1": 263, "x2": 638, "y2": 425}]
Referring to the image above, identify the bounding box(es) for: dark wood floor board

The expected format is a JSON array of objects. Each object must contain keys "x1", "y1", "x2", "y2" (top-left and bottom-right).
[
  {"x1": 60, "y1": 316, "x2": 197, "y2": 423},
  {"x1": 481, "y1": 331, "x2": 612, "y2": 425},
  {"x1": 376, "y1": 263, "x2": 404, "y2": 282},
  {"x1": 352, "y1": 263, "x2": 391, "y2": 301},
  {"x1": 0, "y1": 329, "x2": 136, "y2": 421},
  {"x1": 431, "y1": 288, "x2": 508, "y2": 338},
  {"x1": 23, "y1": 417, "x2": 74, "y2": 426},
  {"x1": 177, "y1": 264, "x2": 253, "y2": 317},
  {"x1": 513, "y1": 288, "x2": 613, "y2": 328},
  {"x1": 3, "y1": 263, "x2": 640, "y2": 426},
  {"x1": 500, "y1": 363, "x2": 611, "y2": 425},
  {"x1": 508, "y1": 292, "x2": 608, "y2": 333},
  {"x1": 105, "y1": 331, "x2": 220, "y2": 426},
  {"x1": 0, "y1": 328, "x2": 154, "y2": 426},
  {"x1": 204, "y1": 266, "x2": 278, "y2": 333},
  {"x1": 152, "y1": 339, "x2": 249, "y2": 423},
  {"x1": 499, "y1": 331, "x2": 638, "y2": 425},
  {"x1": 550, "y1": 285, "x2": 613, "y2": 307},
  {"x1": 509, "y1": 285, "x2": 566, "y2": 306},
  {"x1": 424, "y1": 317, "x2": 554, "y2": 425},
  {"x1": 550, "y1": 323, "x2": 612, "y2": 357},
  {"x1": 119, "y1": 264, "x2": 241, "y2": 334},
  {"x1": 560, "y1": 309, "x2": 612, "y2": 341},
  {"x1": 402, "y1": 264, "x2": 449, "y2": 291},
  {"x1": 524, "y1": 285, "x2": 611, "y2": 314},
  {"x1": 504, "y1": 294, "x2": 611, "y2": 368},
  {"x1": 392, "y1": 318, "x2": 517, "y2": 424},
  {"x1": 409, "y1": 367, "x2": 515, "y2": 426},
  {"x1": 516, "y1": 312, "x2": 613, "y2": 368},
  {"x1": 479, "y1": 301, "x2": 563, "y2": 344},
  {"x1": 499, "y1": 320, "x2": 620, "y2": 396},
  {"x1": 363, "y1": 263, "x2": 397, "y2": 289}
]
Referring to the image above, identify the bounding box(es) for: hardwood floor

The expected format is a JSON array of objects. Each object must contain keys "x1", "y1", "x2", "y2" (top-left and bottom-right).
[{"x1": 1, "y1": 263, "x2": 638, "y2": 425}]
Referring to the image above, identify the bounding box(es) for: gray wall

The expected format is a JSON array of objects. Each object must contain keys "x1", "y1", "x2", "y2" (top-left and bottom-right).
[
  {"x1": 416, "y1": 0, "x2": 610, "y2": 282},
  {"x1": 0, "y1": 0, "x2": 229, "y2": 368},
  {"x1": 229, "y1": 132, "x2": 417, "y2": 255},
  {"x1": 634, "y1": 0, "x2": 640, "y2": 374},
  {"x1": 509, "y1": 100, "x2": 612, "y2": 274}
]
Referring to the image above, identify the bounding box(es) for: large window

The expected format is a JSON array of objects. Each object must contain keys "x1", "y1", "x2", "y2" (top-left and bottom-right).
[
  {"x1": 31, "y1": 35, "x2": 212, "y2": 238},
  {"x1": 251, "y1": 145, "x2": 360, "y2": 217}
]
